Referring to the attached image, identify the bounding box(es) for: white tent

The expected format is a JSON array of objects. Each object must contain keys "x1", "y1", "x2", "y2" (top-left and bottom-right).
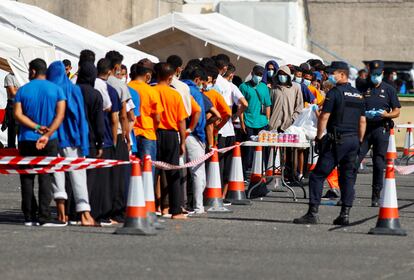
[
  {"x1": 0, "y1": 0, "x2": 158, "y2": 73},
  {"x1": 109, "y1": 12, "x2": 322, "y2": 76},
  {"x1": 0, "y1": 25, "x2": 57, "y2": 85}
]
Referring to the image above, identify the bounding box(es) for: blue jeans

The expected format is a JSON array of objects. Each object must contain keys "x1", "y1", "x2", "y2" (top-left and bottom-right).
[{"x1": 136, "y1": 135, "x2": 157, "y2": 176}]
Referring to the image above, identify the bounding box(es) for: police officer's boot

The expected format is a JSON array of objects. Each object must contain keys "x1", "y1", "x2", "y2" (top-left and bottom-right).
[
  {"x1": 293, "y1": 204, "x2": 319, "y2": 224},
  {"x1": 371, "y1": 188, "x2": 381, "y2": 207},
  {"x1": 333, "y1": 206, "x2": 351, "y2": 226}
]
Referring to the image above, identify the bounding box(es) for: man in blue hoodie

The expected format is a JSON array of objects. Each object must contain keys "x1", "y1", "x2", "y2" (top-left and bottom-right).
[{"x1": 47, "y1": 61, "x2": 95, "y2": 226}]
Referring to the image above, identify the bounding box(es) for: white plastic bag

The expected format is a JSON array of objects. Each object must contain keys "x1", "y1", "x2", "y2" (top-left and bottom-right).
[{"x1": 289, "y1": 106, "x2": 318, "y2": 140}]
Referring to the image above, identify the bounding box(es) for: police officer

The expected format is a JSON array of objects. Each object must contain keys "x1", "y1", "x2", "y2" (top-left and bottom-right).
[
  {"x1": 294, "y1": 61, "x2": 366, "y2": 225},
  {"x1": 357, "y1": 60, "x2": 401, "y2": 207}
]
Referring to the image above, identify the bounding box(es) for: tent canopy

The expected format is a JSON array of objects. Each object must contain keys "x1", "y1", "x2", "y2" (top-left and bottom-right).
[
  {"x1": 0, "y1": 0, "x2": 158, "y2": 72},
  {"x1": 0, "y1": 25, "x2": 56, "y2": 85},
  {"x1": 109, "y1": 12, "x2": 322, "y2": 71}
]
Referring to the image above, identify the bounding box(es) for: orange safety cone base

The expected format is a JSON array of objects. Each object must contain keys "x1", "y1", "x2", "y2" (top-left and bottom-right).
[
  {"x1": 115, "y1": 218, "x2": 157, "y2": 235},
  {"x1": 369, "y1": 218, "x2": 407, "y2": 236}
]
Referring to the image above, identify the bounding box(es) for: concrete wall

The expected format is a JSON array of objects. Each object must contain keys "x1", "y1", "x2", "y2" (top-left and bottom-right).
[
  {"x1": 18, "y1": 0, "x2": 183, "y2": 36},
  {"x1": 307, "y1": 0, "x2": 414, "y2": 68}
]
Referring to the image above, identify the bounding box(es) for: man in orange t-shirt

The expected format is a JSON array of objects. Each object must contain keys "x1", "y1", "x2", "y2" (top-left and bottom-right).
[
  {"x1": 153, "y1": 62, "x2": 190, "y2": 220},
  {"x1": 128, "y1": 63, "x2": 163, "y2": 170}
]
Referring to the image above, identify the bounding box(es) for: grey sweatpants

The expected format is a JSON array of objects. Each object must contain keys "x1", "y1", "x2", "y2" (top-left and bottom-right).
[{"x1": 52, "y1": 147, "x2": 91, "y2": 212}]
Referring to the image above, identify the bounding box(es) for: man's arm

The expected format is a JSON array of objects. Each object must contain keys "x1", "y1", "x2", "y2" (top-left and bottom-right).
[
  {"x1": 317, "y1": 112, "x2": 330, "y2": 139},
  {"x1": 382, "y1": 107, "x2": 400, "y2": 119},
  {"x1": 5, "y1": 86, "x2": 18, "y2": 99},
  {"x1": 111, "y1": 112, "x2": 119, "y2": 146},
  {"x1": 359, "y1": 116, "x2": 367, "y2": 143},
  {"x1": 14, "y1": 102, "x2": 40, "y2": 130},
  {"x1": 179, "y1": 119, "x2": 186, "y2": 155},
  {"x1": 233, "y1": 98, "x2": 247, "y2": 121},
  {"x1": 265, "y1": 106, "x2": 271, "y2": 120}
]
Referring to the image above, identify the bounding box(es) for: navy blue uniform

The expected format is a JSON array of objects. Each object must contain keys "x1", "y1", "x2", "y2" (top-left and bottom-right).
[
  {"x1": 309, "y1": 83, "x2": 365, "y2": 207},
  {"x1": 357, "y1": 82, "x2": 400, "y2": 194}
]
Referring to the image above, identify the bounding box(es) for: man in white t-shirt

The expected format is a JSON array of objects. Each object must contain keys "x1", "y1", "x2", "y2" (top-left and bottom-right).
[
  {"x1": 214, "y1": 56, "x2": 247, "y2": 200},
  {"x1": 3, "y1": 72, "x2": 19, "y2": 148}
]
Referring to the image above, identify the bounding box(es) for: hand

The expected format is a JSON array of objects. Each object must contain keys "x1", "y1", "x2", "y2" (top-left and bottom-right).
[
  {"x1": 180, "y1": 143, "x2": 186, "y2": 155},
  {"x1": 311, "y1": 104, "x2": 318, "y2": 112},
  {"x1": 365, "y1": 110, "x2": 375, "y2": 119},
  {"x1": 377, "y1": 109, "x2": 386, "y2": 117},
  {"x1": 36, "y1": 126, "x2": 49, "y2": 135},
  {"x1": 36, "y1": 135, "x2": 49, "y2": 150},
  {"x1": 126, "y1": 137, "x2": 131, "y2": 152},
  {"x1": 240, "y1": 123, "x2": 247, "y2": 134},
  {"x1": 96, "y1": 149, "x2": 103, "y2": 158}
]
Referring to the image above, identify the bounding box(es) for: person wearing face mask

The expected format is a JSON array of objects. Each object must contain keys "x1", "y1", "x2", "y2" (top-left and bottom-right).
[
  {"x1": 262, "y1": 60, "x2": 279, "y2": 88},
  {"x1": 303, "y1": 70, "x2": 324, "y2": 106},
  {"x1": 383, "y1": 68, "x2": 398, "y2": 90},
  {"x1": 269, "y1": 65, "x2": 303, "y2": 132},
  {"x1": 292, "y1": 66, "x2": 315, "y2": 107},
  {"x1": 356, "y1": 60, "x2": 401, "y2": 207},
  {"x1": 239, "y1": 65, "x2": 271, "y2": 176},
  {"x1": 294, "y1": 61, "x2": 366, "y2": 226}
]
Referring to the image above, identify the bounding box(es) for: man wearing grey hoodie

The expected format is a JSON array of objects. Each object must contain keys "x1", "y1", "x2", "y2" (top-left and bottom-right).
[{"x1": 269, "y1": 65, "x2": 303, "y2": 132}]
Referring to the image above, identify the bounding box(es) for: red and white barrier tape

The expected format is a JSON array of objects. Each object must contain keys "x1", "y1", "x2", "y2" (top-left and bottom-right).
[
  {"x1": 0, "y1": 144, "x2": 241, "y2": 173},
  {"x1": 394, "y1": 165, "x2": 414, "y2": 175}
]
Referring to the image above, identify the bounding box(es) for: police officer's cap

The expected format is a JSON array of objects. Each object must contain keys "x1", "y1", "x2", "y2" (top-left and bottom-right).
[
  {"x1": 326, "y1": 61, "x2": 349, "y2": 73},
  {"x1": 368, "y1": 60, "x2": 384, "y2": 75}
]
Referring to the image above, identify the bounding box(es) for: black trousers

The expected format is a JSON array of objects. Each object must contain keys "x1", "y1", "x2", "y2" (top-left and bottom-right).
[
  {"x1": 5, "y1": 100, "x2": 17, "y2": 148},
  {"x1": 110, "y1": 135, "x2": 129, "y2": 221},
  {"x1": 87, "y1": 147, "x2": 114, "y2": 221},
  {"x1": 309, "y1": 135, "x2": 359, "y2": 207},
  {"x1": 217, "y1": 135, "x2": 235, "y2": 186},
  {"x1": 19, "y1": 139, "x2": 58, "y2": 223},
  {"x1": 156, "y1": 130, "x2": 182, "y2": 215}
]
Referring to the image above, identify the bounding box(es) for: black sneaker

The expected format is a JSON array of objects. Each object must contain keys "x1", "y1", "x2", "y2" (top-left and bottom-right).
[
  {"x1": 40, "y1": 220, "x2": 68, "y2": 227},
  {"x1": 322, "y1": 189, "x2": 340, "y2": 200},
  {"x1": 293, "y1": 213, "x2": 319, "y2": 224}
]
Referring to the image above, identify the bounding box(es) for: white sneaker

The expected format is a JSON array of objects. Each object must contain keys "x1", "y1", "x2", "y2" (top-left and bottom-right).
[
  {"x1": 40, "y1": 220, "x2": 68, "y2": 227},
  {"x1": 24, "y1": 221, "x2": 39, "y2": 227}
]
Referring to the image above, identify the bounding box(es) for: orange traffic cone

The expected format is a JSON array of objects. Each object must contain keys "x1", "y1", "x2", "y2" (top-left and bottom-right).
[
  {"x1": 250, "y1": 146, "x2": 264, "y2": 183},
  {"x1": 143, "y1": 155, "x2": 164, "y2": 230},
  {"x1": 115, "y1": 160, "x2": 156, "y2": 235},
  {"x1": 386, "y1": 128, "x2": 398, "y2": 160},
  {"x1": 403, "y1": 122, "x2": 414, "y2": 156},
  {"x1": 226, "y1": 143, "x2": 251, "y2": 205},
  {"x1": 369, "y1": 159, "x2": 407, "y2": 236},
  {"x1": 204, "y1": 148, "x2": 232, "y2": 213},
  {"x1": 265, "y1": 147, "x2": 275, "y2": 177},
  {"x1": 246, "y1": 146, "x2": 268, "y2": 199}
]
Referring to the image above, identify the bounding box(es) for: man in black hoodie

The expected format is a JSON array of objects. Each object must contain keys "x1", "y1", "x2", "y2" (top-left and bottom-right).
[{"x1": 77, "y1": 62, "x2": 105, "y2": 223}]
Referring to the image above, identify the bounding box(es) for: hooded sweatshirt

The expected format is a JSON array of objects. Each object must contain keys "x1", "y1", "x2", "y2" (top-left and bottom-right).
[
  {"x1": 269, "y1": 65, "x2": 303, "y2": 132},
  {"x1": 46, "y1": 61, "x2": 89, "y2": 156},
  {"x1": 77, "y1": 62, "x2": 105, "y2": 151},
  {"x1": 262, "y1": 60, "x2": 279, "y2": 85}
]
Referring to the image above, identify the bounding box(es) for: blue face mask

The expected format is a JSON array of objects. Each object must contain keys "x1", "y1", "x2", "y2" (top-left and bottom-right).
[
  {"x1": 267, "y1": 70, "x2": 274, "y2": 77},
  {"x1": 303, "y1": 79, "x2": 311, "y2": 86},
  {"x1": 293, "y1": 76, "x2": 302, "y2": 83},
  {"x1": 252, "y1": 75, "x2": 262, "y2": 85},
  {"x1": 371, "y1": 74, "x2": 383, "y2": 85},
  {"x1": 278, "y1": 75, "x2": 288, "y2": 84},
  {"x1": 328, "y1": 74, "x2": 337, "y2": 85}
]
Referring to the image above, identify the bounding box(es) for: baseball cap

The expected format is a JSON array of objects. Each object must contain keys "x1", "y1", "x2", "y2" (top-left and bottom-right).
[
  {"x1": 326, "y1": 61, "x2": 349, "y2": 73},
  {"x1": 369, "y1": 60, "x2": 384, "y2": 75}
]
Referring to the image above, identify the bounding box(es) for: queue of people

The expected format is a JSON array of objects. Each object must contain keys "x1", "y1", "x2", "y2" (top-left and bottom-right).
[{"x1": 2, "y1": 50, "x2": 400, "y2": 227}]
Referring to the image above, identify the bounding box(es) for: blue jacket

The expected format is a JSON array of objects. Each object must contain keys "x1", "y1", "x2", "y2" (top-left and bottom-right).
[
  {"x1": 47, "y1": 61, "x2": 89, "y2": 156},
  {"x1": 182, "y1": 80, "x2": 207, "y2": 143}
]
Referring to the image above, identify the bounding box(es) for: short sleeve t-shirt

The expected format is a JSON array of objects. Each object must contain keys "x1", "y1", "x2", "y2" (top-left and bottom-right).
[
  {"x1": 239, "y1": 81, "x2": 271, "y2": 129},
  {"x1": 203, "y1": 89, "x2": 232, "y2": 121},
  {"x1": 128, "y1": 86, "x2": 140, "y2": 117},
  {"x1": 103, "y1": 85, "x2": 121, "y2": 148},
  {"x1": 128, "y1": 80, "x2": 164, "y2": 140},
  {"x1": 15, "y1": 79, "x2": 66, "y2": 141},
  {"x1": 4, "y1": 73, "x2": 20, "y2": 100},
  {"x1": 171, "y1": 76, "x2": 192, "y2": 116},
  {"x1": 154, "y1": 84, "x2": 188, "y2": 131},
  {"x1": 94, "y1": 78, "x2": 112, "y2": 111},
  {"x1": 107, "y1": 75, "x2": 131, "y2": 134}
]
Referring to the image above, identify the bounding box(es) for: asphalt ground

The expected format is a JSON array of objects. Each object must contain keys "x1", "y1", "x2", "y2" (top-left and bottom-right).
[{"x1": 0, "y1": 170, "x2": 413, "y2": 280}]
